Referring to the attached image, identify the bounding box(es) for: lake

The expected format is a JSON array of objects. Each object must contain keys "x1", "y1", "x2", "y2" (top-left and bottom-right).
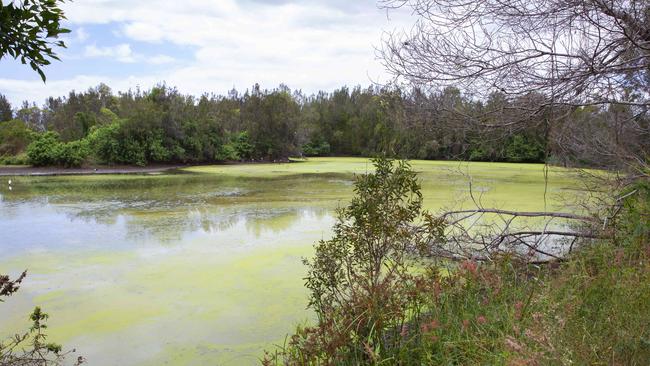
[{"x1": 0, "y1": 157, "x2": 582, "y2": 365}]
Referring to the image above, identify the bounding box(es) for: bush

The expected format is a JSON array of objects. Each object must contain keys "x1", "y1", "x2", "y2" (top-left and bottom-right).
[
  {"x1": 302, "y1": 139, "x2": 331, "y2": 156},
  {"x1": 56, "y1": 140, "x2": 89, "y2": 168},
  {"x1": 0, "y1": 152, "x2": 29, "y2": 165},
  {"x1": 215, "y1": 143, "x2": 239, "y2": 161},
  {"x1": 26, "y1": 131, "x2": 60, "y2": 166},
  {"x1": 505, "y1": 134, "x2": 545, "y2": 163},
  {"x1": 266, "y1": 160, "x2": 650, "y2": 365},
  {"x1": 26, "y1": 132, "x2": 89, "y2": 167},
  {"x1": 266, "y1": 158, "x2": 445, "y2": 364},
  {"x1": 1, "y1": 272, "x2": 84, "y2": 365},
  {"x1": 87, "y1": 122, "x2": 121, "y2": 163},
  {"x1": 233, "y1": 131, "x2": 254, "y2": 160}
]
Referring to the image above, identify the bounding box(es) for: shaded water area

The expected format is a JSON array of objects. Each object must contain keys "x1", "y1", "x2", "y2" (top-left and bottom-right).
[{"x1": 0, "y1": 158, "x2": 584, "y2": 365}]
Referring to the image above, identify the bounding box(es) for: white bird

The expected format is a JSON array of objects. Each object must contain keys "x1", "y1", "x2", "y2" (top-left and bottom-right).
[{"x1": 7, "y1": 179, "x2": 11, "y2": 185}]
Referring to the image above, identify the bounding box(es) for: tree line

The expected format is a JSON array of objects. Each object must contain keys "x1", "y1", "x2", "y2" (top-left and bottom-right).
[{"x1": 0, "y1": 83, "x2": 644, "y2": 167}]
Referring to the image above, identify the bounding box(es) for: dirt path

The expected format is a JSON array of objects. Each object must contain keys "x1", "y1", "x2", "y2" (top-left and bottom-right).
[{"x1": 0, "y1": 164, "x2": 187, "y2": 176}]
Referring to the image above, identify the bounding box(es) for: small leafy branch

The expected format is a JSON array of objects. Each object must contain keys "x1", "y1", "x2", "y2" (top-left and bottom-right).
[
  {"x1": 0, "y1": 0, "x2": 70, "y2": 81},
  {"x1": 0, "y1": 272, "x2": 83, "y2": 366}
]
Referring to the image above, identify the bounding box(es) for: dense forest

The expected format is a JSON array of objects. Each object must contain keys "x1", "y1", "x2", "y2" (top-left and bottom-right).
[{"x1": 2, "y1": 83, "x2": 643, "y2": 168}]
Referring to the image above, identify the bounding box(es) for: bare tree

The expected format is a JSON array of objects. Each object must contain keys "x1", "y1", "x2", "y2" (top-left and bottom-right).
[
  {"x1": 379, "y1": 0, "x2": 649, "y2": 171},
  {"x1": 380, "y1": 0, "x2": 649, "y2": 106},
  {"x1": 378, "y1": 0, "x2": 649, "y2": 260}
]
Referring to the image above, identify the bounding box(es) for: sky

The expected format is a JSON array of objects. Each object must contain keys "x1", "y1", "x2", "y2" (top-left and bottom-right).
[{"x1": 0, "y1": 0, "x2": 413, "y2": 105}]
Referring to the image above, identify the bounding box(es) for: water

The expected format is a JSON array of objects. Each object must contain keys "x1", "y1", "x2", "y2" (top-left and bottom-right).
[{"x1": 0, "y1": 158, "x2": 581, "y2": 365}]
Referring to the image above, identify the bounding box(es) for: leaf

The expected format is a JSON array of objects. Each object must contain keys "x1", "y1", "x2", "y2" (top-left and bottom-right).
[{"x1": 37, "y1": 68, "x2": 46, "y2": 82}]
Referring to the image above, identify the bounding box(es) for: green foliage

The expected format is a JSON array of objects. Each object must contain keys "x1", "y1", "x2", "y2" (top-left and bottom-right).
[
  {"x1": 267, "y1": 158, "x2": 445, "y2": 364},
  {"x1": 9, "y1": 82, "x2": 613, "y2": 167},
  {"x1": 0, "y1": 0, "x2": 70, "y2": 81},
  {"x1": 55, "y1": 139, "x2": 89, "y2": 168},
  {"x1": 0, "y1": 94, "x2": 12, "y2": 122},
  {"x1": 505, "y1": 134, "x2": 545, "y2": 163},
  {"x1": 232, "y1": 131, "x2": 254, "y2": 160},
  {"x1": 26, "y1": 131, "x2": 60, "y2": 166},
  {"x1": 0, "y1": 152, "x2": 29, "y2": 165},
  {"x1": 215, "y1": 143, "x2": 239, "y2": 161},
  {"x1": 86, "y1": 121, "x2": 121, "y2": 164},
  {"x1": 26, "y1": 131, "x2": 89, "y2": 167},
  {"x1": 267, "y1": 161, "x2": 650, "y2": 365},
  {"x1": 0, "y1": 119, "x2": 34, "y2": 156},
  {"x1": 1, "y1": 272, "x2": 83, "y2": 365},
  {"x1": 302, "y1": 137, "x2": 330, "y2": 156}
]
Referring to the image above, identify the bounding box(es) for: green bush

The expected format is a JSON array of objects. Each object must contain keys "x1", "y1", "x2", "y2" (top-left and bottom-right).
[
  {"x1": 26, "y1": 132, "x2": 89, "y2": 167},
  {"x1": 26, "y1": 131, "x2": 60, "y2": 166},
  {"x1": 233, "y1": 131, "x2": 254, "y2": 160},
  {"x1": 266, "y1": 160, "x2": 650, "y2": 365},
  {"x1": 56, "y1": 140, "x2": 89, "y2": 168},
  {"x1": 215, "y1": 143, "x2": 239, "y2": 161},
  {"x1": 0, "y1": 152, "x2": 29, "y2": 165},
  {"x1": 86, "y1": 122, "x2": 121, "y2": 164},
  {"x1": 505, "y1": 134, "x2": 545, "y2": 163},
  {"x1": 302, "y1": 137, "x2": 331, "y2": 156}
]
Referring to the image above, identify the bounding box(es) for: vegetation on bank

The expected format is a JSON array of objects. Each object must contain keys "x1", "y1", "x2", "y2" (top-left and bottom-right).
[
  {"x1": 265, "y1": 159, "x2": 650, "y2": 365},
  {"x1": 2, "y1": 82, "x2": 635, "y2": 168}
]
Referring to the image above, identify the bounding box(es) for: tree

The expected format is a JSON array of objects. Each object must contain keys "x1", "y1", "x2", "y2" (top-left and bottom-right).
[
  {"x1": 291, "y1": 158, "x2": 443, "y2": 363},
  {"x1": 0, "y1": 0, "x2": 70, "y2": 81},
  {"x1": 380, "y1": 0, "x2": 649, "y2": 108},
  {"x1": 0, "y1": 119, "x2": 34, "y2": 156},
  {"x1": 379, "y1": 0, "x2": 650, "y2": 170},
  {"x1": 0, "y1": 94, "x2": 12, "y2": 122}
]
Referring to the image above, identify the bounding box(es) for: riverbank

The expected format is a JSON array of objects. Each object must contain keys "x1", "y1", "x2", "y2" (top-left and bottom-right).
[
  {"x1": 0, "y1": 158, "x2": 301, "y2": 176},
  {"x1": 0, "y1": 164, "x2": 187, "y2": 176}
]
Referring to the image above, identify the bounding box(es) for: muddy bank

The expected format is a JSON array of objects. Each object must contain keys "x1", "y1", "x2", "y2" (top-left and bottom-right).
[
  {"x1": 0, "y1": 158, "x2": 299, "y2": 176},
  {"x1": 0, "y1": 164, "x2": 186, "y2": 176}
]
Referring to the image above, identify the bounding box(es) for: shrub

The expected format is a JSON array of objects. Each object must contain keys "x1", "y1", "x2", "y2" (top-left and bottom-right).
[
  {"x1": 26, "y1": 131, "x2": 89, "y2": 167},
  {"x1": 56, "y1": 139, "x2": 89, "y2": 168},
  {"x1": 267, "y1": 158, "x2": 445, "y2": 364},
  {"x1": 87, "y1": 122, "x2": 121, "y2": 163},
  {"x1": 267, "y1": 160, "x2": 650, "y2": 365},
  {"x1": 215, "y1": 143, "x2": 239, "y2": 161},
  {"x1": 233, "y1": 131, "x2": 254, "y2": 160},
  {"x1": 302, "y1": 139, "x2": 331, "y2": 156},
  {"x1": 26, "y1": 131, "x2": 60, "y2": 166},
  {"x1": 1, "y1": 272, "x2": 84, "y2": 365}
]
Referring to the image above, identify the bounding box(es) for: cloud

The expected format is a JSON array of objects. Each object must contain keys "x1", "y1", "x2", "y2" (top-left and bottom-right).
[
  {"x1": 84, "y1": 43, "x2": 136, "y2": 63},
  {"x1": 148, "y1": 55, "x2": 176, "y2": 65},
  {"x1": 76, "y1": 27, "x2": 90, "y2": 42},
  {"x1": 0, "y1": 1, "x2": 414, "y2": 104}
]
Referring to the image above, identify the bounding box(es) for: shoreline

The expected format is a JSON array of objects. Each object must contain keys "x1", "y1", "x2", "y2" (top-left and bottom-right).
[
  {"x1": 0, "y1": 158, "x2": 299, "y2": 177},
  {"x1": 0, "y1": 164, "x2": 188, "y2": 176}
]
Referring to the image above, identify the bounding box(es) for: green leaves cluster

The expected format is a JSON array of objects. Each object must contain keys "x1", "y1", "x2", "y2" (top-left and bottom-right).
[
  {"x1": 26, "y1": 131, "x2": 88, "y2": 167},
  {"x1": 269, "y1": 162, "x2": 650, "y2": 365},
  {"x1": 0, "y1": 0, "x2": 70, "y2": 81},
  {"x1": 276, "y1": 158, "x2": 445, "y2": 363}
]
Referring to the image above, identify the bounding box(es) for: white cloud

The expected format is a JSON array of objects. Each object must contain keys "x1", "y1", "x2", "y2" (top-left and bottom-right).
[
  {"x1": 76, "y1": 27, "x2": 90, "y2": 42},
  {"x1": 0, "y1": 75, "x2": 157, "y2": 104},
  {"x1": 148, "y1": 55, "x2": 176, "y2": 65},
  {"x1": 84, "y1": 43, "x2": 136, "y2": 63},
  {"x1": 1, "y1": 1, "x2": 414, "y2": 104}
]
